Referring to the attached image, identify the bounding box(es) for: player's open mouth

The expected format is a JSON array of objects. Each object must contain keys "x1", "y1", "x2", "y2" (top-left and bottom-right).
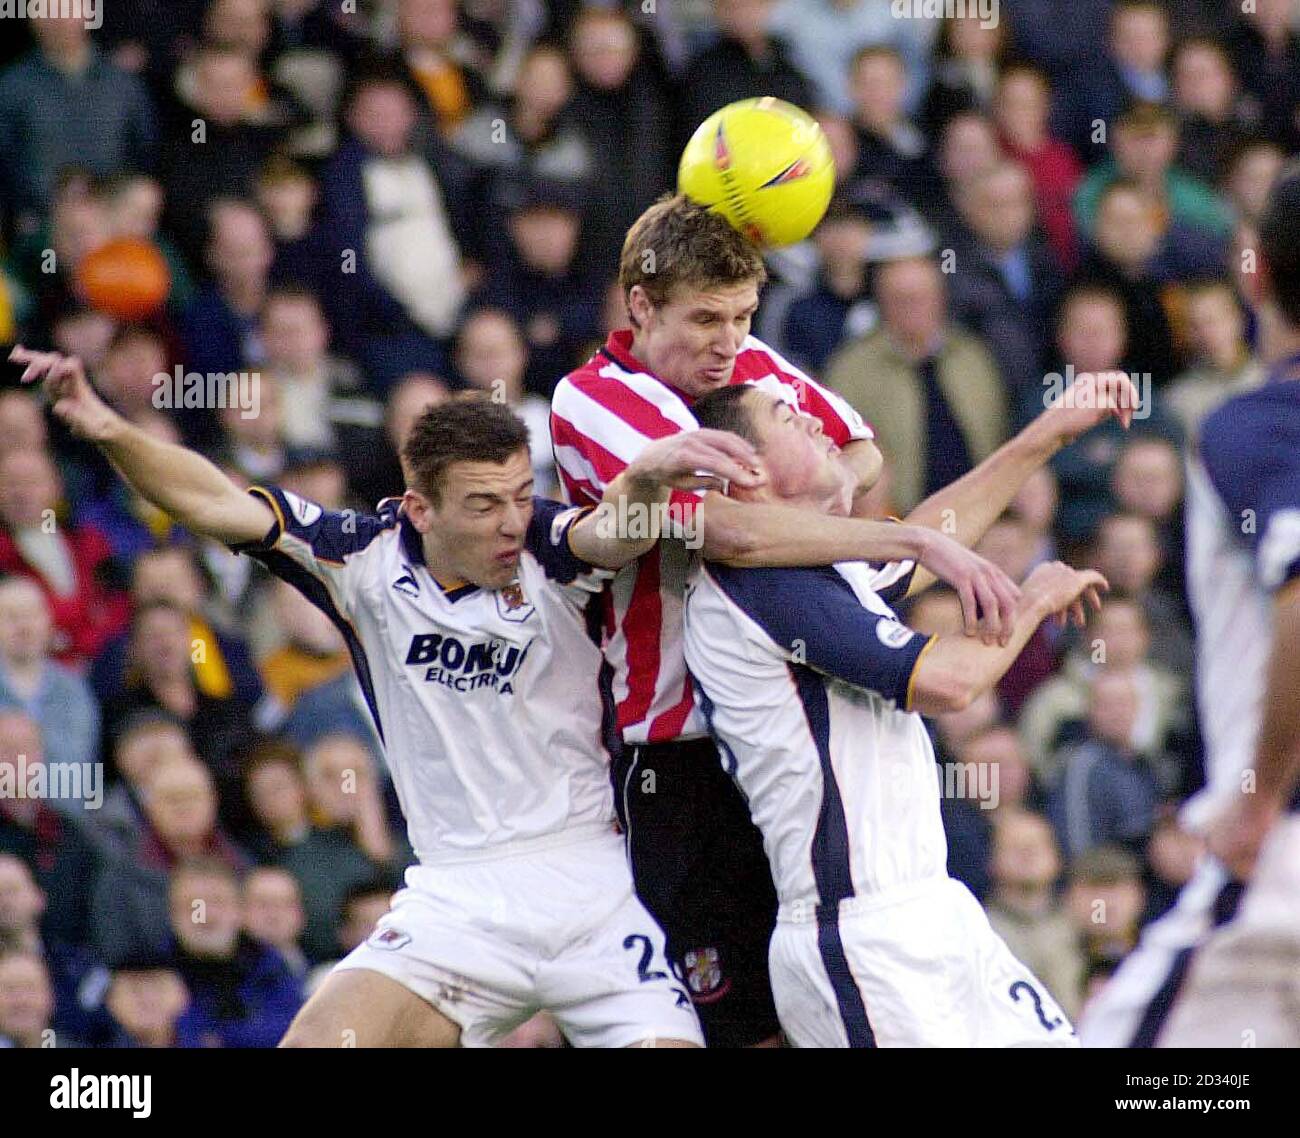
[
  {"x1": 494, "y1": 549, "x2": 521, "y2": 564},
  {"x1": 702, "y1": 364, "x2": 732, "y2": 381}
]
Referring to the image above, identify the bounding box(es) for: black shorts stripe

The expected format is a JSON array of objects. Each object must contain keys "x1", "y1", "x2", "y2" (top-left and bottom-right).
[{"x1": 1129, "y1": 880, "x2": 1245, "y2": 1048}]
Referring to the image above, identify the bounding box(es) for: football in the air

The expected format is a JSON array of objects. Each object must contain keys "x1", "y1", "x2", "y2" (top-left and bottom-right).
[{"x1": 677, "y1": 96, "x2": 836, "y2": 248}]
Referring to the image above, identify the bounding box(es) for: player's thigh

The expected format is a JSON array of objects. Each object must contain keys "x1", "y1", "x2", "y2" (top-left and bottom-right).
[
  {"x1": 280, "y1": 967, "x2": 460, "y2": 1048},
  {"x1": 540, "y1": 890, "x2": 704, "y2": 1049}
]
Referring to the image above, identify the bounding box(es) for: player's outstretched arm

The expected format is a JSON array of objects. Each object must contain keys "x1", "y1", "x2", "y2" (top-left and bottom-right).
[
  {"x1": 909, "y1": 562, "x2": 1108, "y2": 715},
  {"x1": 700, "y1": 493, "x2": 1022, "y2": 644},
  {"x1": 902, "y1": 370, "x2": 1139, "y2": 596},
  {"x1": 567, "y1": 428, "x2": 765, "y2": 569},
  {"x1": 1209, "y1": 577, "x2": 1300, "y2": 878},
  {"x1": 10, "y1": 346, "x2": 275, "y2": 547}
]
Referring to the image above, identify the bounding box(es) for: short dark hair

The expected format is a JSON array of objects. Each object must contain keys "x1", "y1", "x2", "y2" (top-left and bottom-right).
[
  {"x1": 691, "y1": 384, "x2": 763, "y2": 448},
  {"x1": 1259, "y1": 163, "x2": 1300, "y2": 327},
  {"x1": 401, "y1": 394, "x2": 531, "y2": 503},
  {"x1": 619, "y1": 194, "x2": 766, "y2": 322}
]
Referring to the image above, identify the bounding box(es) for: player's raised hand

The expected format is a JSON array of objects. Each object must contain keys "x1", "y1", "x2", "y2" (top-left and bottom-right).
[
  {"x1": 627, "y1": 428, "x2": 766, "y2": 494},
  {"x1": 915, "y1": 530, "x2": 1021, "y2": 645},
  {"x1": 1022, "y1": 561, "x2": 1109, "y2": 629},
  {"x1": 9, "y1": 345, "x2": 121, "y2": 441},
  {"x1": 1041, "y1": 369, "x2": 1140, "y2": 444}
]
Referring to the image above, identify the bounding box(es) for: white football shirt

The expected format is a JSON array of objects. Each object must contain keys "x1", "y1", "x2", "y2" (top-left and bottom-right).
[{"x1": 239, "y1": 487, "x2": 618, "y2": 864}]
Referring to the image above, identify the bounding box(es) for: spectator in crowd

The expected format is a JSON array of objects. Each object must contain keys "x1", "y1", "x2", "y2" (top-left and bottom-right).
[
  {"x1": 1020, "y1": 597, "x2": 1187, "y2": 794},
  {"x1": 768, "y1": 0, "x2": 937, "y2": 119},
  {"x1": 303, "y1": 875, "x2": 395, "y2": 995},
  {"x1": 1109, "y1": 438, "x2": 1188, "y2": 599},
  {"x1": 1009, "y1": 464, "x2": 1060, "y2": 570},
  {"x1": 242, "y1": 866, "x2": 309, "y2": 980},
  {"x1": 567, "y1": 7, "x2": 675, "y2": 269},
  {"x1": 1222, "y1": 139, "x2": 1286, "y2": 228},
  {"x1": 1171, "y1": 38, "x2": 1253, "y2": 186},
  {"x1": 986, "y1": 809, "x2": 1084, "y2": 1018},
  {"x1": 920, "y1": 10, "x2": 1006, "y2": 137},
  {"x1": 1103, "y1": 0, "x2": 1170, "y2": 108},
  {"x1": 395, "y1": 0, "x2": 488, "y2": 136},
  {"x1": 993, "y1": 64, "x2": 1083, "y2": 271},
  {"x1": 0, "y1": 853, "x2": 110, "y2": 1045},
  {"x1": 93, "y1": 711, "x2": 195, "y2": 860},
  {"x1": 0, "y1": 11, "x2": 156, "y2": 236},
  {"x1": 0, "y1": 446, "x2": 130, "y2": 667},
  {"x1": 1226, "y1": 0, "x2": 1300, "y2": 154},
  {"x1": 242, "y1": 742, "x2": 312, "y2": 863},
  {"x1": 1074, "y1": 102, "x2": 1233, "y2": 243},
  {"x1": 1163, "y1": 277, "x2": 1264, "y2": 438},
  {"x1": 180, "y1": 198, "x2": 276, "y2": 390},
  {"x1": 482, "y1": 178, "x2": 601, "y2": 397},
  {"x1": 942, "y1": 723, "x2": 1038, "y2": 903},
  {"x1": 452, "y1": 307, "x2": 557, "y2": 494},
  {"x1": 846, "y1": 45, "x2": 940, "y2": 215},
  {"x1": 342, "y1": 371, "x2": 451, "y2": 509},
  {"x1": 257, "y1": 156, "x2": 330, "y2": 296},
  {"x1": 250, "y1": 734, "x2": 396, "y2": 962},
  {"x1": 166, "y1": 858, "x2": 302, "y2": 1048},
  {"x1": 677, "y1": 0, "x2": 813, "y2": 152},
  {"x1": 92, "y1": 545, "x2": 266, "y2": 723},
  {"x1": 946, "y1": 161, "x2": 1065, "y2": 422},
  {"x1": 257, "y1": 287, "x2": 383, "y2": 472},
  {"x1": 1089, "y1": 511, "x2": 1193, "y2": 677},
  {"x1": 1047, "y1": 281, "x2": 1180, "y2": 538},
  {"x1": 930, "y1": 110, "x2": 1002, "y2": 227},
  {"x1": 99, "y1": 949, "x2": 192, "y2": 1048},
  {"x1": 319, "y1": 64, "x2": 470, "y2": 386},
  {"x1": 160, "y1": 45, "x2": 286, "y2": 263},
  {"x1": 1049, "y1": 670, "x2": 1163, "y2": 861},
  {"x1": 780, "y1": 201, "x2": 877, "y2": 375},
  {"x1": 104, "y1": 600, "x2": 257, "y2": 822},
  {"x1": 826, "y1": 254, "x2": 1009, "y2": 513},
  {"x1": 256, "y1": 579, "x2": 350, "y2": 716},
  {"x1": 451, "y1": 43, "x2": 595, "y2": 231},
  {"x1": 0, "y1": 711, "x2": 102, "y2": 948},
  {"x1": 1140, "y1": 810, "x2": 1204, "y2": 924},
  {"x1": 1066, "y1": 845, "x2": 1147, "y2": 986},
  {"x1": 0, "y1": 946, "x2": 69, "y2": 1047},
  {"x1": 92, "y1": 757, "x2": 249, "y2": 964},
  {"x1": 0, "y1": 576, "x2": 100, "y2": 773}
]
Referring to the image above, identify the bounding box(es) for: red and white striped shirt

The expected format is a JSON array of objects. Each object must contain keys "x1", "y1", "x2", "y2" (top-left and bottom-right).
[{"x1": 550, "y1": 328, "x2": 873, "y2": 744}]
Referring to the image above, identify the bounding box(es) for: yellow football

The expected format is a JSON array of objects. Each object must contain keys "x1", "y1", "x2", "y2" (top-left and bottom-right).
[{"x1": 678, "y1": 96, "x2": 836, "y2": 248}]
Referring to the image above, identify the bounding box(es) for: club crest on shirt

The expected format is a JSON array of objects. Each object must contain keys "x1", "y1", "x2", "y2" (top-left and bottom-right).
[
  {"x1": 496, "y1": 582, "x2": 534, "y2": 623},
  {"x1": 369, "y1": 927, "x2": 411, "y2": 951},
  {"x1": 683, "y1": 946, "x2": 729, "y2": 1002}
]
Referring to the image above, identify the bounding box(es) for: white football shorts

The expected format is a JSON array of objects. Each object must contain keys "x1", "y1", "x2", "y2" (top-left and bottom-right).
[
  {"x1": 334, "y1": 827, "x2": 704, "y2": 1048},
  {"x1": 770, "y1": 876, "x2": 1078, "y2": 1048}
]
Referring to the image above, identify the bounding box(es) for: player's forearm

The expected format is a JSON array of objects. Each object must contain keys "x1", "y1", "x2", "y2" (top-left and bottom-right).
[
  {"x1": 570, "y1": 469, "x2": 674, "y2": 568},
  {"x1": 701, "y1": 493, "x2": 925, "y2": 567},
  {"x1": 98, "y1": 416, "x2": 271, "y2": 545},
  {"x1": 1250, "y1": 582, "x2": 1300, "y2": 807},
  {"x1": 904, "y1": 426, "x2": 1057, "y2": 593},
  {"x1": 910, "y1": 593, "x2": 1051, "y2": 714}
]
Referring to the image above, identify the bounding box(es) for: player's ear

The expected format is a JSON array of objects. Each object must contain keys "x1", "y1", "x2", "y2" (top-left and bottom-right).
[
  {"x1": 628, "y1": 285, "x2": 654, "y2": 328},
  {"x1": 402, "y1": 488, "x2": 435, "y2": 531}
]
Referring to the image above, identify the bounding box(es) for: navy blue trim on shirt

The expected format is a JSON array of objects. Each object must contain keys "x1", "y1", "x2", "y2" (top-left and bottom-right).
[
  {"x1": 707, "y1": 563, "x2": 931, "y2": 706},
  {"x1": 789, "y1": 664, "x2": 876, "y2": 1047},
  {"x1": 527, "y1": 497, "x2": 597, "y2": 584}
]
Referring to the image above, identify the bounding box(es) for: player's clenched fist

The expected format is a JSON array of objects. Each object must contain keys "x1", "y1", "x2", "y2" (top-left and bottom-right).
[
  {"x1": 1021, "y1": 560, "x2": 1109, "y2": 629},
  {"x1": 9, "y1": 345, "x2": 121, "y2": 442},
  {"x1": 624, "y1": 428, "x2": 765, "y2": 494}
]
